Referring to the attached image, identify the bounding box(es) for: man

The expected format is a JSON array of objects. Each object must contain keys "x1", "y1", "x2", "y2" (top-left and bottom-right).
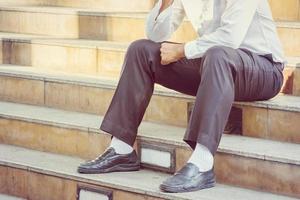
[{"x1": 78, "y1": 0, "x2": 285, "y2": 193}]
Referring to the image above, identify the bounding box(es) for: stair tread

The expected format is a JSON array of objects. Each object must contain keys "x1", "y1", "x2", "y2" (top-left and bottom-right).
[
  {"x1": 286, "y1": 56, "x2": 300, "y2": 67},
  {"x1": 0, "y1": 143, "x2": 297, "y2": 200},
  {"x1": 276, "y1": 21, "x2": 300, "y2": 28},
  {"x1": 0, "y1": 100, "x2": 299, "y2": 165},
  {"x1": 0, "y1": 31, "x2": 129, "y2": 50},
  {"x1": 0, "y1": 64, "x2": 299, "y2": 111},
  {"x1": 1, "y1": 31, "x2": 300, "y2": 60},
  {"x1": 0, "y1": 194, "x2": 26, "y2": 200},
  {"x1": 0, "y1": 5, "x2": 147, "y2": 17},
  {"x1": 0, "y1": 31, "x2": 299, "y2": 66}
]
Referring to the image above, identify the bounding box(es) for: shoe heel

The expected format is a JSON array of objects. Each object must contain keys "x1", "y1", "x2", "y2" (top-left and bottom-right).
[{"x1": 202, "y1": 180, "x2": 216, "y2": 189}]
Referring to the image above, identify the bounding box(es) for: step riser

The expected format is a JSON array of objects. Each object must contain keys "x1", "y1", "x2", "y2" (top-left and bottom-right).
[
  {"x1": 2, "y1": 40, "x2": 300, "y2": 96},
  {"x1": 0, "y1": 10, "x2": 298, "y2": 51},
  {"x1": 1, "y1": 74, "x2": 300, "y2": 141},
  {"x1": 187, "y1": 103, "x2": 300, "y2": 144},
  {"x1": 0, "y1": 118, "x2": 111, "y2": 159},
  {"x1": 0, "y1": 41, "x2": 2, "y2": 64},
  {"x1": 179, "y1": 149, "x2": 300, "y2": 198},
  {"x1": 2, "y1": 40, "x2": 125, "y2": 76},
  {"x1": 242, "y1": 106, "x2": 300, "y2": 143},
  {"x1": 0, "y1": 0, "x2": 40, "y2": 5},
  {"x1": 41, "y1": 0, "x2": 156, "y2": 11},
  {"x1": 0, "y1": 166, "x2": 164, "y2": 200},
  {"x1": 44, "y1": 0, "x2": 300, "y2": 22},
  {"x1": 0, "y1": 76, "x2": 45, "y2": 106},
  {"x1": 283, "y1": 67, "x2": 296, "y2": 96},
  {"x1": 78, "y1": 15, "x2": 196, "y2": 43},
  {"x1": 0, "y1": 119, "x2": 299, "y2": 198},
  {"x1": 269, "y1": 0, "x2": 300, "y2": 21},
  {"x1": 0, "y1": 0, "x2": 155, "y2": 11},
  {"x1": 0, "y1": 166, "x2": 77, "y2": 200},
  {"x1": 0, "y1": 10, "x2": 79, "y2": 38},
  {"x1": 215, "y1": 153, "x2": 300, "y2": 198},
  {"x1": 294, "y1": 69, "x2": 300, "y2": 95},
  {"x1": 86, "y1": 20, "x2": 300, "y2": 56},
  {"x1": 277, "y1": 26, "x2": 300, "y2": 57}
]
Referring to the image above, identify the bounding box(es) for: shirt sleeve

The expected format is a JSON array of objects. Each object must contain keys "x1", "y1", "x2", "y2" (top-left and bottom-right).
[
  {"x1": 184, "y1": 0, "x2": 260, "y2": 59},
  {"x1": 145, "y1": 0, "x2": 185, "y2": 42}
]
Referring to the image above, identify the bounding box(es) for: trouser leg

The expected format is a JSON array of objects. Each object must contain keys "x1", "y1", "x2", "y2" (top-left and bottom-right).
[
  {"x1": 184, "y1": 46, "x2": 283, "y2": 155},
  {"x1": 100, "y1": 40, "x2": 156, "y2": 146},
  {"x1": 100, "y1": 39, "x2": 283, "y2": 155},
  {"x1": 100, "y1": 39, "x2": 203, "y2": 146}
]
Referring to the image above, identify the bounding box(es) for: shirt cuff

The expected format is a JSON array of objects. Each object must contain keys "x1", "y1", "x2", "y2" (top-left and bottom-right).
[{"x1": 184, "y1": 40, "x2": 204, "y2": 59}]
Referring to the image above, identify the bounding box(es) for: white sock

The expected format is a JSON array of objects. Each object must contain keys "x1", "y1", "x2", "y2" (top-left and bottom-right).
[
  {"x1": 109, "y1": 137, "x2": 133, "y2": 155},
  {"x1": 187, "y1": 143, "x2": 214, "y2": 172}
]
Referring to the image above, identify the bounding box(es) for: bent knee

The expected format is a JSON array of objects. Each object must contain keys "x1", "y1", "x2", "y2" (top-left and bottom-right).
[
  {"x1": 129, "y1": 39, "x2": 152, "y2": 49},
  {"x1": 200, "y1": 46, "x2": 236, "y2": 75},
  {"x1": 204, "y1": 46, "x2": 234, "y2": 61},
  {"x1": 127, "y1": 39, "x2": 160, "y2": 55}
]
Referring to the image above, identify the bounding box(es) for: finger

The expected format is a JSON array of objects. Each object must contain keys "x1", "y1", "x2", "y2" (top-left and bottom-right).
[
  {"x1": 160, "y1": 56, "x2": 166, "y2": 65},
  {"x1": 160, "y1": 45, "x2": 165, "y2": 53},
  {"x1": 160, "y1": 46, "x2": 164, "y2": 53},
  {"x1": 161, "y1": 60, "x2": 168, "y2": 65},
  {"x1": 160, "y1": 52, "x2": 164, "y2": 59},
  {"x1": 161, "y1": 58, "x2": 170, "y2": 65},
  {"x1": 161, "y1": 42, "x2": 167, "y2": 49}
]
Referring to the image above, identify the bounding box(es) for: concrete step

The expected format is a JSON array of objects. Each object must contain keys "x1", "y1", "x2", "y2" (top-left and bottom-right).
[
  {"x1": 0, "y1": 34, "x2": 299, "y2": 96},
  {"x1": 0, "y1": 194, "x2": 26, "y2": 200},
  {"x1": 269, "y1": 0, "x2": 300, "y2": 21},
  {"x1": 0, "y1": 144, "x2": 298, "y2": 200},
  {"x1": 0, "y1": 0, "x2": 155, "y2": 12},
  {"x1": 0, "y1": 102, "x2": 299, "y2": 197},
  {"x1": 54, "y1": 0, "x2": 299, "y2": 21},
  {"x1": 277, "y1": 21, "x2": 300, "y2": 57},
  {"x1": 0, "y1": 0, "x2": 39, "y2": 6},
  {"x1": 0, "y1": 65, "x2": 193, "y2": 127},
  {"x1": 0, "y1": 65, "x2": 299, "y2": 144},
  {"x1": 0, "y1": 6, "x2": 163, "y2": 40},
  {"x1": 284, "y1": 57, "x2": 300, "y2": 96},
  {"x1": 40, "y1": 0, "x2": 155, "y2": 12},
  {"x1": 0, "y1": 0, "x2": 298, "y2": 20},
  {"x1": 0, "y1": 6, "x2": 299, "y2": 48},
  {"x1": 0, "y1": 33, "x2": 129, "y2": 77}
]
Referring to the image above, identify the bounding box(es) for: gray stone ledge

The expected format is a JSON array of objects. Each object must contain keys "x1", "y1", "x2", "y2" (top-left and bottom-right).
[
  {"x1": 0, "y1": 144, "x2": 297, "y2": 200},
  {"x1": 0, "y1": 101, "x2": 299, "y2": 165}
]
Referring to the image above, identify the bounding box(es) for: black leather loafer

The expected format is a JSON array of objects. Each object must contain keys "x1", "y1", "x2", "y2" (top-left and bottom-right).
[
  {"x1": 77, "y1": 148, "x2": 140, "y2": 174},
  {"x1": 160, "y1": 163, "x2": 215, "y2": 193}
]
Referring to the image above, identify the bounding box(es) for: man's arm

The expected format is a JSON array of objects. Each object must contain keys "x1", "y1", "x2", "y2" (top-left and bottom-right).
[
  {"x1": 184, "y1": 0, "x2": 260, "y2": 59},
  {"x1": 160, "y1": 0, "x2": 260, "y2": 65},
  {"x1": 145, "y1": 0, "x2": 185, "y2": 42}
]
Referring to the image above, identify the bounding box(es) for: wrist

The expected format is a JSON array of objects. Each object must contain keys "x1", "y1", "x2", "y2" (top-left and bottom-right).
[{"x1": 177, "y1": 44, "x2": 186, "y2": 59}]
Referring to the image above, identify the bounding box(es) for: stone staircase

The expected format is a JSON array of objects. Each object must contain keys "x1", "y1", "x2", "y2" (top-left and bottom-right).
[{"x1": 0, "y1": 0, "x2": 299, "y2": 200}]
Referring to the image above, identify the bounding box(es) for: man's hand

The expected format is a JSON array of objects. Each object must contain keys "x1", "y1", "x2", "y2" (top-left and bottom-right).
[{"x1": 160, "y1": 42, "x2": 185, "y2": 65}]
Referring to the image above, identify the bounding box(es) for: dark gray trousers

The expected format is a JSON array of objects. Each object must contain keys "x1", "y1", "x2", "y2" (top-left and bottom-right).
[{"x1": 100, "y1": 39, "x2": 284, "y2": 155}]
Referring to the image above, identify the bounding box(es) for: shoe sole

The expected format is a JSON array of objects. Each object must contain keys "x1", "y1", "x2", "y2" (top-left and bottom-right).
[
  {"x1": 77, "y1": 162, "x2": 140, "y2": 174},
  {"x1": 160, "y1": 179, "x2": 216, "y2": 193}
]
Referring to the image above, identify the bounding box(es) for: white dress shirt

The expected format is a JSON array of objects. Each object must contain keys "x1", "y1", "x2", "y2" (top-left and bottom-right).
[{"x1": 146, "y1": 0, "x2": 286, "y2": 64}]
